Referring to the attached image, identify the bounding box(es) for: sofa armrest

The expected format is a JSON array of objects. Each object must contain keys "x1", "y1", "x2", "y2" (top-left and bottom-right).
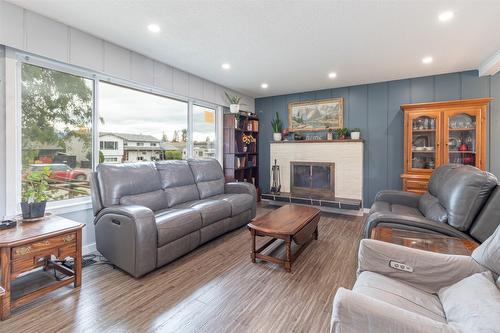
[
  {"x1": 363, "y1": 212, "x2": 472, "y2": 240},
  {"x1": 331, "y1": 288, "x2": 458, "y2": 333},
  {"x1": 374, "y1": 190, "x2": 422, "y2": 208},
  {"x1": 94, "y1": 205, "x2": 157, "y2": 278},
  {"x1": 357, "y1": 239, "x2": 486, "y2": 293}
]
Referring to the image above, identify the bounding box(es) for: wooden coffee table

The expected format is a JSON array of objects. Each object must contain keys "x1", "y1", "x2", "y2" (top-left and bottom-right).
[
  {"x1": 0, "y1": 215, "x2": 84, "y2": 320},
  {"x1": 248, "y1": 205, "x2": 320, "y2": 272},
  {"x1": 371, "y1": 227, "x2": 479, "y2": 255}
]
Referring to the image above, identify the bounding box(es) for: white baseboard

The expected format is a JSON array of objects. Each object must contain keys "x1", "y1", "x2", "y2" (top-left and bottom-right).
[{"x1": 83, "y1": 242, "x2": 97, "y2": 255}]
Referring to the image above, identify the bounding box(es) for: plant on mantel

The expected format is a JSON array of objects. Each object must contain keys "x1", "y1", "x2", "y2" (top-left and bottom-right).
[
  {"x1": 271, "y1": 112, "x2": 283, "y2": 141},
  {"x1": 334, "y1": 127, "x2": 349, "y2": 140}
]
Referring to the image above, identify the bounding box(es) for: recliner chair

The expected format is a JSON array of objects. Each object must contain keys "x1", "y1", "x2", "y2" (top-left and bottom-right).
[
  {"x1": 330, "y1": 224, "x2": 500, "y2": 333},
  {"x1": 364, "y1": 164, "x2": 500, "y2": 242}
]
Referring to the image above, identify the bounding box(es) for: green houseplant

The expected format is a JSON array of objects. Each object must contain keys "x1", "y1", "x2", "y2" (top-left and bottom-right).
[
  {"x1": 350, "y1": 128, "x2": 361, "y2": 140},
  {"x1": 334, "y1": 127, "x2": 349, "y2": 140},
  {"x1": 21, "y1": 167, "x2": 51, "y2": 219},
  {"x1": 271, "y1": 112, "x2": 283, "y2": 141},
  {"x1": 225, "y1": 91, "x2": 243, "y2": 114}
]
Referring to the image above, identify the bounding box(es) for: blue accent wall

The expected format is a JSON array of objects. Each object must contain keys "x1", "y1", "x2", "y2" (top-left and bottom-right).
[{"x1": 256, "y1": 70, "x2": 500, "y2": 207}]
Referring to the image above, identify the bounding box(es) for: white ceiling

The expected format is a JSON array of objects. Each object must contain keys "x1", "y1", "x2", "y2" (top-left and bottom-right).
[{"x1": 6, "y1": 0, "x2": 500, "y2": 98}]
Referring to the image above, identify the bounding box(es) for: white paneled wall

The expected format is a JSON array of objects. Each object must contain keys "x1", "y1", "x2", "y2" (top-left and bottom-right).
[{"x1": 0, "y1": 0, "x2": 254, "y2": 110}]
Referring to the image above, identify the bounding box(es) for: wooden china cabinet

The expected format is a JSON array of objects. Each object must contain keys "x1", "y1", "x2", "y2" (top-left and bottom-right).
[{"x1": 401, "y1": 98, "x2": 492, "y2": 193}]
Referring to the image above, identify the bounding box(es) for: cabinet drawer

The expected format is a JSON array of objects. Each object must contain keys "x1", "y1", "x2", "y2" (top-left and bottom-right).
[
  {"x1": 404, "y1": 179, "x2": 428, "y2": 193},
  {"x1": 12, "y1": 232, "x2": 76, "y2": 259}
]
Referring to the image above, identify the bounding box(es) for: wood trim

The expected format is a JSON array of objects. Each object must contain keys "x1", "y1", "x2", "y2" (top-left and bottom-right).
[{"x1": 401, "y1": 97, "x2": 493, "y2": 110}]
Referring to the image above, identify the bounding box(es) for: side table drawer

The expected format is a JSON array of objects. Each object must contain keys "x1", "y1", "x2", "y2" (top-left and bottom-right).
[{"x1": 12, "y1": 232, "x2": 76, "y2": 259}]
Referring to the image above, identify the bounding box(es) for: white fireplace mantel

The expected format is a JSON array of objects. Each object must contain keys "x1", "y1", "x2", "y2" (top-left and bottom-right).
[{"x1": 270, "y1": 140, "x2": 364, "y2": 201}]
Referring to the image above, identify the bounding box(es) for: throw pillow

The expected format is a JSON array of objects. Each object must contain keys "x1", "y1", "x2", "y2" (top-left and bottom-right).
[{"x1": 439, "y1": 271, "x2": 500, "y2": 332}]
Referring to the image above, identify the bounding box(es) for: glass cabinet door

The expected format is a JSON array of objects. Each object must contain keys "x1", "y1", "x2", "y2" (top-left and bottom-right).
[
  {"x1": 444, "y1": 110, "x2": 480, "y2": 167},
  {"x1": 408, "y1": 112, "x2": 441, "y2": 172}
]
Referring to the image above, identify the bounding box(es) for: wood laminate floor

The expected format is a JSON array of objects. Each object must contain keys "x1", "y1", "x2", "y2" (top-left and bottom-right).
[{"x1": 1, "y1": 204, "x2": 364, "y2": 333}]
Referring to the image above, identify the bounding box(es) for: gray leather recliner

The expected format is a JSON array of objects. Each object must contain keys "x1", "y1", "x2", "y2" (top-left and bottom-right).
[
  {"x1": 91, "y1": 158, "x2": 256, "y2": 277},
  {"x1": 364, "y1": 164, "x2": 500, "y2": 242}
]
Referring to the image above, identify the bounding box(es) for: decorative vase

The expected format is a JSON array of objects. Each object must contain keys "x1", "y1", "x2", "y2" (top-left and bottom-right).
[
  {"x1": 21, "y1": 201, "x2": 47, "y2": 219},
  {"x1": 230, "y1": 104, "x2": 239, "y2": 113},
  {"x1": 327, "y1": 132, "x2": 333, "y2": 140},
  {"x1": 350, "y1": 132, "x2": 360, "y2": 140},
  {"x1": 243, "y1": 146, "x2": 248, "y2": 152},
  {"x1": 273, "y1": 133, "x2": 282, "y2": 141}
]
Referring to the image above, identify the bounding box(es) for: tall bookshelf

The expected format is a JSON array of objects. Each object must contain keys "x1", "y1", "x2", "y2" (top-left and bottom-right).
[{"x1": 223, "y1": 113, "x2": 259, "y2": 195}]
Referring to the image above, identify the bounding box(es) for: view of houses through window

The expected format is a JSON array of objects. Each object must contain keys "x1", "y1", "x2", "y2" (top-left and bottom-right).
[{"x1": 20, "y1": 63, "x2": 219, "y2": 203}]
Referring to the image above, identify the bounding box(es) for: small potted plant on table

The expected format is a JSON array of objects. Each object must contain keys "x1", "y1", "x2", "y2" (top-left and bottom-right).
[
  {"x1": 21, "y1": 167, "x2": 50, "y2": 220},
  {"x1": 271, "y1": 112, "x2": 283, "y2": 141}
]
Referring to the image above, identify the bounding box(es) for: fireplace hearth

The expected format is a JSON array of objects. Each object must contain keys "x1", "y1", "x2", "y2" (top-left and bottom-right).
[{"x1": 290, "y1": 162, "x2": 335, "y2": 199}]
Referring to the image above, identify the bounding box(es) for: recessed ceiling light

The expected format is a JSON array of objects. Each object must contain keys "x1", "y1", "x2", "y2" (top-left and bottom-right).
[
  {"x1": 147, "y1": 24, "x2": 160, "y2": 33},
  {"x1": 221, "y1": 63, "x2": 231, "y2": 70},
  {"x1": 438, "y1": 11, "x2": 454, "y2": 22},
  {"x1": 422, "y1": 56, "x2": 433, "y2": 64},
  {"x1": 261, "y1": 83, "x2": 269, "y2": 89},
  {"x1": 328, "y1": 72, "x2": 337, "y2": 79}
]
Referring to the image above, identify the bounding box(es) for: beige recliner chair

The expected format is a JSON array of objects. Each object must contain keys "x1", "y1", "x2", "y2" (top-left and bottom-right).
[{"x1": 331, "y1": 225, "x2": 500, "y2": 333}]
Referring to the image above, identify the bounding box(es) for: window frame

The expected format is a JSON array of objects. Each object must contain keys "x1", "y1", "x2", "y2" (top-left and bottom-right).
[{"x1": 5, "y1": 49, "x2": 223, "y2": 215}]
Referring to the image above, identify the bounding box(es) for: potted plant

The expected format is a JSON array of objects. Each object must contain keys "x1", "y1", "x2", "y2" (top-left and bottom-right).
[
  {"x1": 350, "y1": 128, "x2": 361, "y2": 140},
  {"x1": 225, "y1": 91, "x2": 243, "y2": 114},
  {"x1": 326, "y1": 126, "x2": 333, "y2": 140},
  {"x1": 271, "y1": 112, "x2": 283, "y2": 141},
  {"x1": 21, "y1": 167, "x2": 51, "y2": 219},
  {"x1": 334, "y1": 127, "x2": 349, "y2": 140}
]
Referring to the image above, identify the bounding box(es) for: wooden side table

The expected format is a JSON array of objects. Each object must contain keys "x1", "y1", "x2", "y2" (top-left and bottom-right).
[
  {"x1": 371, "y1": 227, "x2": 479, "y2": 255},
  {"x1": 0, "y1": 215, "x2": 84, "y2": 320}
]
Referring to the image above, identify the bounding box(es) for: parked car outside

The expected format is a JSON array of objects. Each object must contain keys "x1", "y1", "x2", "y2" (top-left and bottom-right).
[{"x1": 28, "y1": 164, "x2": 88, "y2": 182}]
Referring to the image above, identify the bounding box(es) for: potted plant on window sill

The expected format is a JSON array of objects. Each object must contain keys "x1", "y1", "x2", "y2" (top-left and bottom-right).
[
  {"x1": 271, "y1": 112, "x2": 283, "y2": 141},
  {"x1": 225, "y1": 91, "x2": 244, "y2": 114},
  {"x1": 21, "y1": 167, "x2": 51, "y2": 220}
]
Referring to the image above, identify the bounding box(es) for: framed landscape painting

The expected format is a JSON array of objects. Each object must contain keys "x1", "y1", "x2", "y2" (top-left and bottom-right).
[{"x1": 288, "y1": 98, "x2": 344, "y2": 131}]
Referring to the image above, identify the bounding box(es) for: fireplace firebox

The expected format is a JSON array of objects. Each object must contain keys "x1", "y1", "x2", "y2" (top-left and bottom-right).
[{"x1": 290, "y1": 162, "x2": 335, "y2": 199}]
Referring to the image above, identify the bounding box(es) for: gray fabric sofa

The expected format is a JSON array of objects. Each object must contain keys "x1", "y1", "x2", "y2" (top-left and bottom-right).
[
  {"x1": 364, "y1": 164, "x2": 500, "y2": 242},
  {"x1": 330, "y1": 224, "x2": 500, "y2": 333},
  {"x1": 91, "y1": 158, "x2": 256, "y2": 277}
]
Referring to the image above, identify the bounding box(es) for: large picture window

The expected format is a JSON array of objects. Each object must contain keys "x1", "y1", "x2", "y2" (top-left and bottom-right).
[
  {"x1": 98, "y1": 82, "x2": 188, "y2": 163},
  {"x1": 21, "y1": 63, "x2": 93, "y2": 202},
  {"x1": 193, "y1": 105, "x2": 216, "y2": 158}
]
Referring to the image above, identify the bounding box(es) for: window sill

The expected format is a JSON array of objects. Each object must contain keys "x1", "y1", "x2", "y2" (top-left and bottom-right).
[{"x1": 46, "y1": 197, "x2": 93, "y2": 215}]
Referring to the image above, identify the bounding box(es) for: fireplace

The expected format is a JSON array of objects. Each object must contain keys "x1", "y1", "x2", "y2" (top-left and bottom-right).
[{"x1": 290, "y1": 162, "x2": 335, "y2": 199}]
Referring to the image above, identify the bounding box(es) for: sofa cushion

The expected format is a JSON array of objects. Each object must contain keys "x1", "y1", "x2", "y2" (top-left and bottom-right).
[
  {"x1": 188, "y1": 159, "x2": 225, "y2": 199},
  {"x1": 370, "y1": 201, "x2": 423, "y2": 218},
  {"x1": 435, "y1": 165, "x2": 497, "y2": 231},
  {"x1": 156, "y1": 160, "x2": 200, "y2": 206},
  {"x1": 210, "y1": 193, "x2": 254, "y2": 216},
  {"x1": 155, "y1": 208, "x2": 202, "y2": 246},
  {"x1": 438, "y1": 271, "x2": 500, "y2": 332},
  {"x1": 354, "y1": 271, "x2": 446, "y2": 323},
  {"x1": 120, "y1": 189, "x2": 168, "y2": 212},
  {"x1": 96, "y1": 162, "x2": 161, "y2": 207},
  {"x1": 418, "y1": 192, "x2": 448, "y2": 224},
  {"x1": 174, "y1": 199, "x2": 231, "y2": 226}
]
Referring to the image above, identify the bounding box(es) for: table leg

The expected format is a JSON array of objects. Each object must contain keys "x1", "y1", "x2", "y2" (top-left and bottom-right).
[
  {"x1": 251, "y1": 229, "x2": 256, "y2": 263},
  {"x1": 0, "y1": 247, "x2": 11, "y2": 320},
  {"x1": 285, "y1": 237, "x2": 292, "y2": 273},
  {"x1": 74, "y1": 229, "x2": 82, "y2": 288},
  {"x1": 314, "y1": 226, "x2": 319, "y2": 240}
]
